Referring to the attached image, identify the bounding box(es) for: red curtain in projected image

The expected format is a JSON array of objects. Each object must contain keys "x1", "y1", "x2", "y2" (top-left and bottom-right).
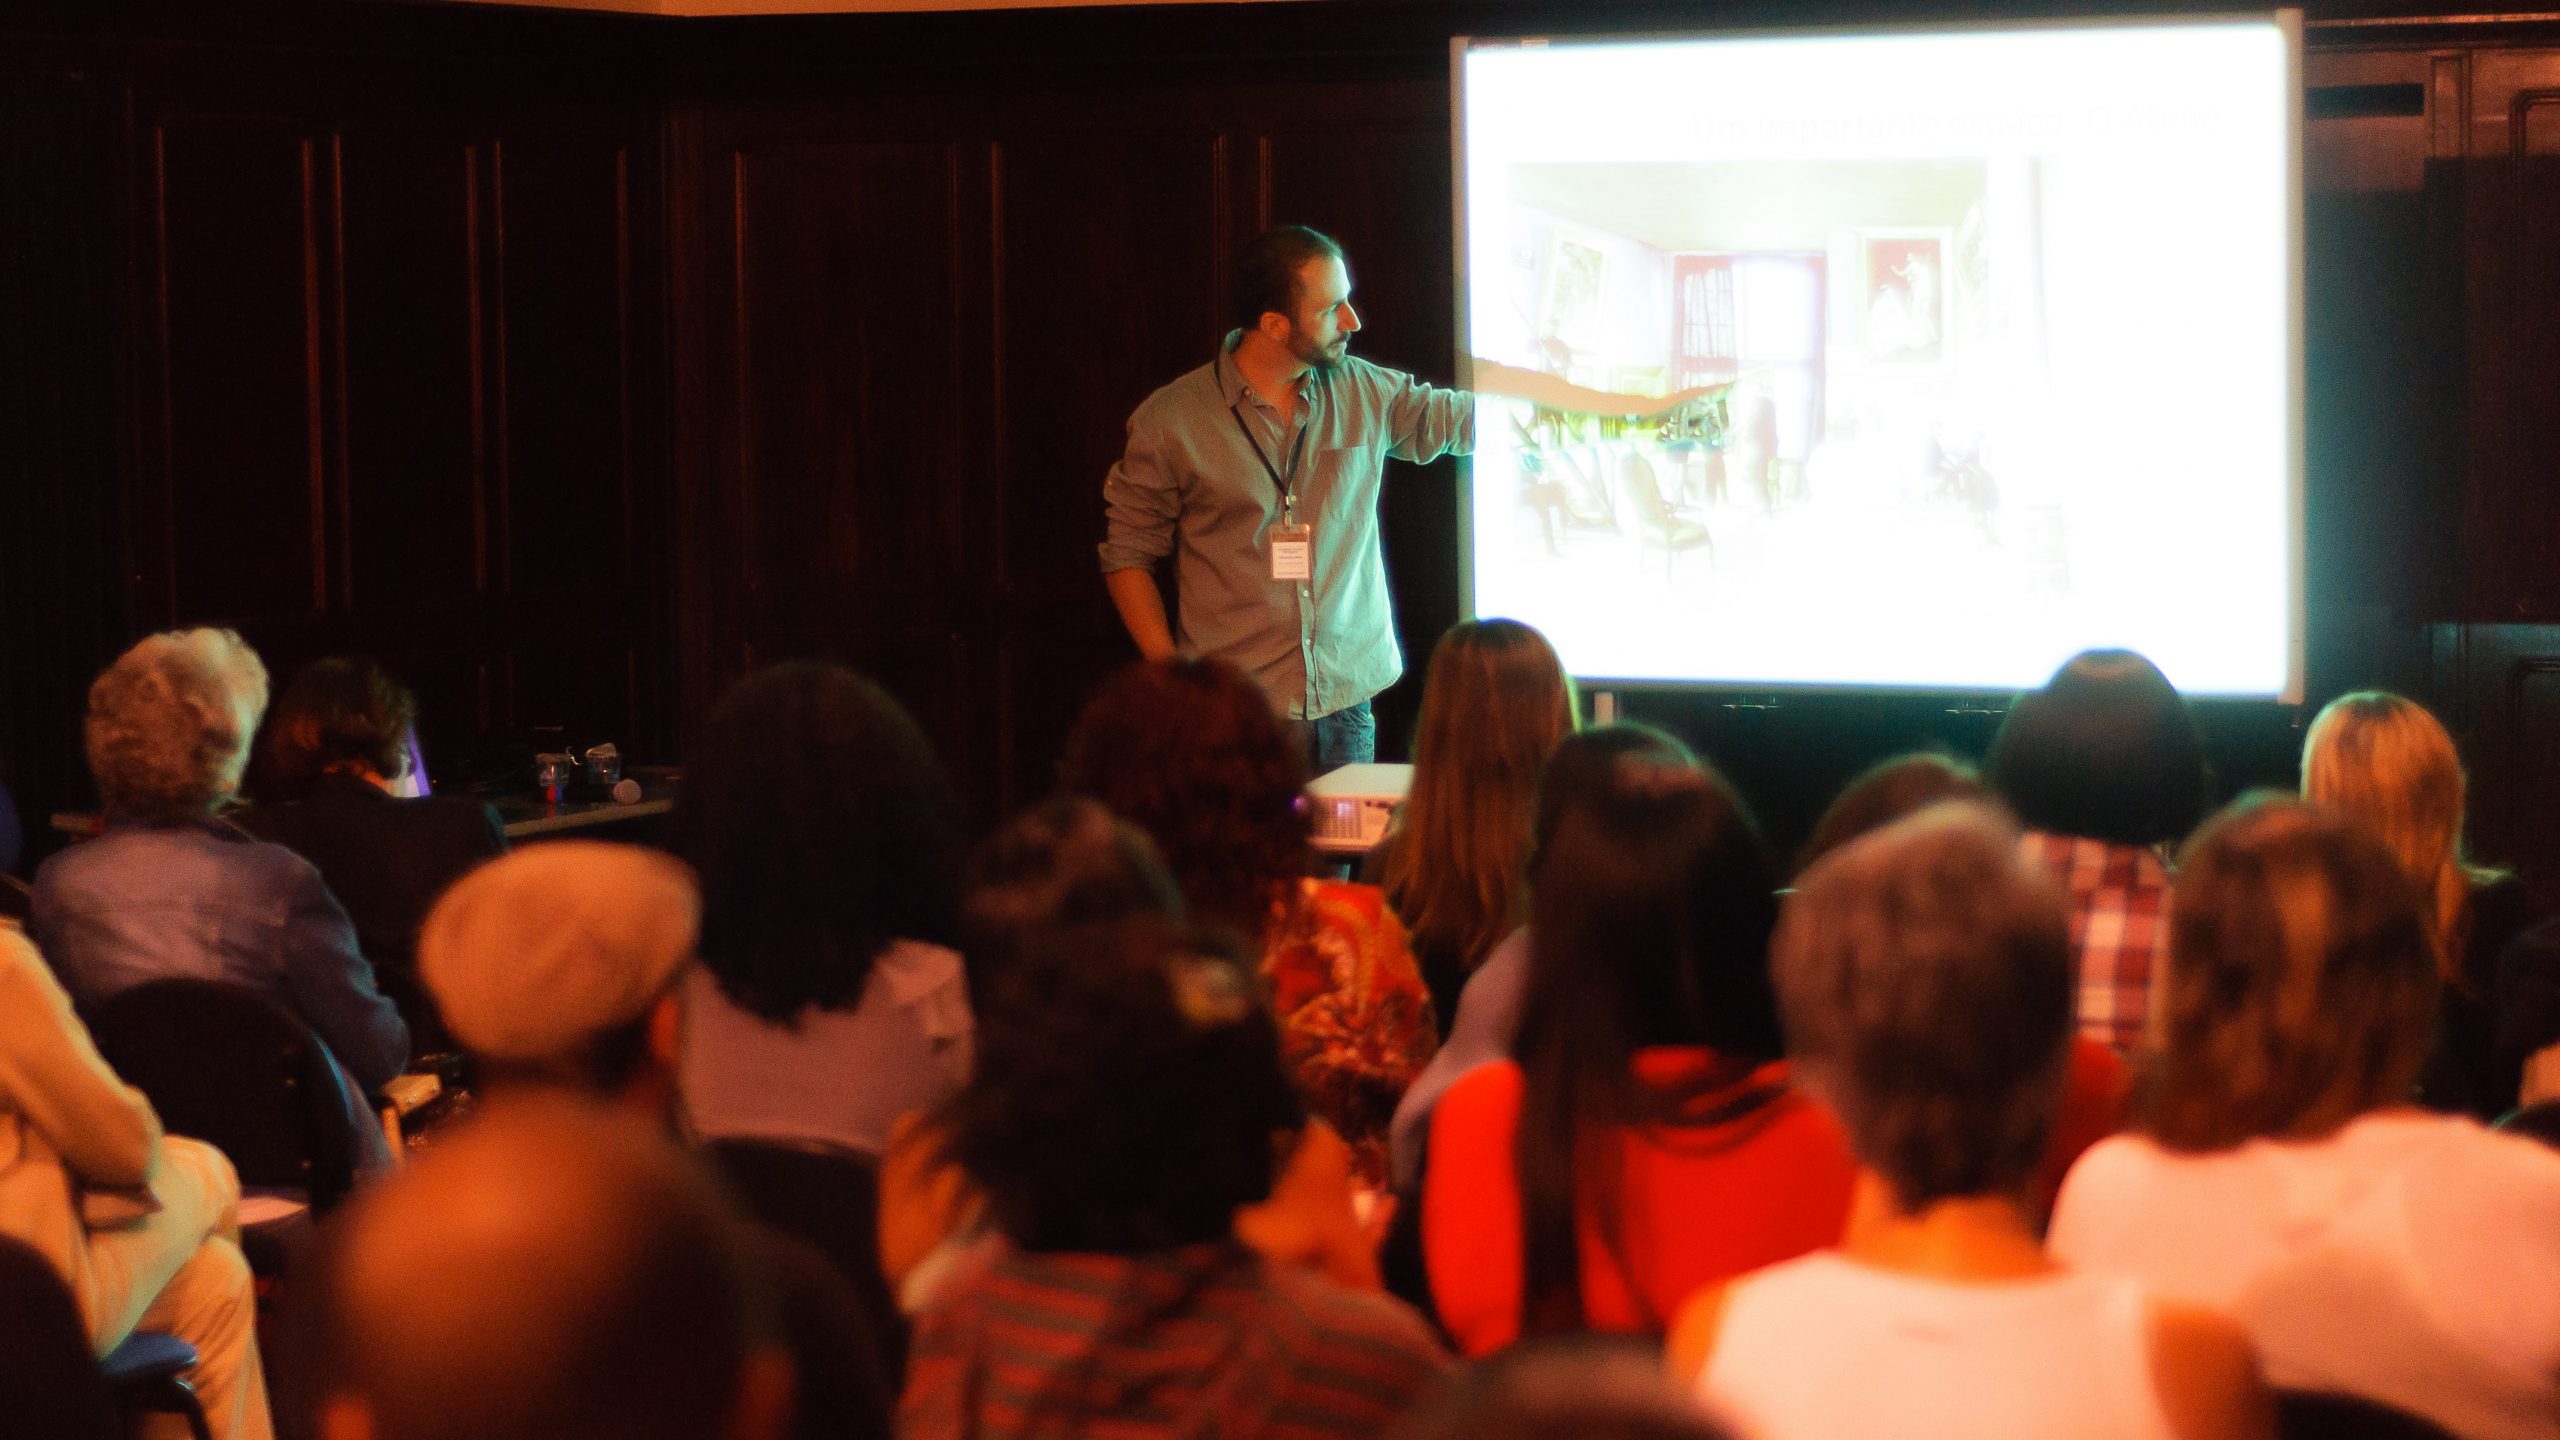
[{"x1": 1675, "y1": 253, "x2": 1826, "y2": 459}]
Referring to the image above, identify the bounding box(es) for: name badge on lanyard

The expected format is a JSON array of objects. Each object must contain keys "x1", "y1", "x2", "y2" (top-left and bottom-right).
[
  {"x1": 1230, "y1": 383, "x2": 1315, "y2": 589},
  {"x1": 1270, "y1": 522, "x2": 1313, "y2": 582}
]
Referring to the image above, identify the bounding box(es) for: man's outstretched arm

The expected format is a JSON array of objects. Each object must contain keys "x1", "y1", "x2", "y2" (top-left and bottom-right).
[
  {"x1": 1104, "y1": 567, "x2": 1178, "y2": 662},
  {"x1": 1471, "y1": 358, "x2": 1737, "y2": 418}
]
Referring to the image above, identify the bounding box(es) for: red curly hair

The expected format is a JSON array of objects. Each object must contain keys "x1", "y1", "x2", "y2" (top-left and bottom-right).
[{"x1": 1059, "y1": 658, "x2": 1310, "y2": 939}]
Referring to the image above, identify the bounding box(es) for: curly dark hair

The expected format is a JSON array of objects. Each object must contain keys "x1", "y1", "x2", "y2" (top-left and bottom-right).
[
  {"x1": 952, "y1": 914, "x2": 1304, "y2": 1253},
  {"x1": 252, "y1": 656, "x2": 419, "y2": 802},
  {"x1": 676, "y1": 661, "x2": 962, "y2": 1023},
  {"x1": 1057, "y1": 658, "x2": 1309, "y2": 937},
  {"x1": 1986, "y1": 649, "x2": 2208, "y2": 847},
  {"x1": 959, "y1": 795, "x2": 1186, "y2": 988}
]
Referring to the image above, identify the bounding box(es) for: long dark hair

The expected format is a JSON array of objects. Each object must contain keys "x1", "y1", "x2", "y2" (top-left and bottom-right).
[
  {"x1": 1381, "y1": 619, "x2": 1577, "y2": 979},
  {"x1": 676, "y1": 661, "x2": 962, "y2": 1023},
  {"x1": 1514, "y1": 726, "x2": 1782, "y2": 1335}
]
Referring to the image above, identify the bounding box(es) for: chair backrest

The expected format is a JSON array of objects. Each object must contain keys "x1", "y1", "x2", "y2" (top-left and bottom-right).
[
  {"x1": 2273, "y1": 1390, "x2": 2460, "y2": 1440},
  {"x1": 703, "y1": 1139, "x2": 903, "y2": 1376},
  {"x1": 1616, "y1": 453, "x2": 1674, "y2": 537},
  {"x1": 0, "y1": 1235, "x2": 117, "y2": 1440},
  {"x1": 86, "y1": 978, "x2": 360, "y2": 1211}
]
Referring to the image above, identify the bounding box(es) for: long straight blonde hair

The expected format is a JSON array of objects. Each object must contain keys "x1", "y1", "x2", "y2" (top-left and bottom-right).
[
  {"x1": 1381, "y1": 619, "x2": 1578, "y2": 974},
  {"x1": 2300, "y1": 692, "x2": 2504, "y2": 982}
]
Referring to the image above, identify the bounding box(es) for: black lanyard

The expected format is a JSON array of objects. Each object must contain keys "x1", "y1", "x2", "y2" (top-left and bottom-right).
[{"x1": 1223, "y1": 356, "x2": 1310, "y2": 515}]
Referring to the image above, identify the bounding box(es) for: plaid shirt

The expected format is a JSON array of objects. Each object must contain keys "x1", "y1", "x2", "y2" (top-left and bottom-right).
[{"x1": 2019, "y1": 831, "x2": 2173, "y2": 1054}]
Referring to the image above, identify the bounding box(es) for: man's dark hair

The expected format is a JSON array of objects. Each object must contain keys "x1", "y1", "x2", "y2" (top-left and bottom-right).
[
  {"x1": 1985, "y1": 648, "x2": 2208, "y2": 847},
  {"x1": 1232, "y1": 224, "x2": 1345, "y2": 332},
  {"x1": 951, "y1": 914, "x2": 1304, "y2": 1253},
  {"x1": 959, "y1": 795, "x2": 1185, "y2": 988},
  {"x1": 251, "y1": 656, "x2": 420, "y2": 802},
  {"x1": 677, "y1": 661, "x2": 963, "y2": 1023}
]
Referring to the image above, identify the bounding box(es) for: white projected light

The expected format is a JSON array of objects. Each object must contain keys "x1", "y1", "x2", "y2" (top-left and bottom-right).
[{"x1": 1454, "y1": 15, "x2": 2303, "y2": 699}]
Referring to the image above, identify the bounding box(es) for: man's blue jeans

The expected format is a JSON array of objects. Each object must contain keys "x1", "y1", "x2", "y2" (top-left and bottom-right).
[{"x1": 1302, "y1": 700, "x2": 1375, "y2": 774}]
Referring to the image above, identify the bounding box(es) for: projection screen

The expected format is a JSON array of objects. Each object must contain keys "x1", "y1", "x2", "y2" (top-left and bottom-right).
[{"x1": 1454, "y1": 14, "x2": 2303, "y2": 699}]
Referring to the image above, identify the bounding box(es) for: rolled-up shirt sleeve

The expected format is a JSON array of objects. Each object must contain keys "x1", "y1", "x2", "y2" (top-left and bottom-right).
[
  {"x1": 1098, "y1": 413, "x2": 1181, "y2": 575},
  {"x1": 1384, "y1": 376, "x2": 1475, "y2": 464}
]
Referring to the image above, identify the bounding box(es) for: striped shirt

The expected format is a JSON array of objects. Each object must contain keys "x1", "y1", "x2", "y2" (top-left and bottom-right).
[
  {"x1": 899, "y1": 1240, "x2": 1447, "y2": 1440},
  {"x1": 2019, "y1": 830, "x2": 2173, "y2": 1055}
]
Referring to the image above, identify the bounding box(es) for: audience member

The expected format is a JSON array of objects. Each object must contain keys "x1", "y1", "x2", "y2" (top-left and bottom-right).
[
  {"x1": 1388, "y1": 1335, "x2": 1740, "y2": 1440},
  {"x1": 1680, "y1": 803, "x2": 2271, "y2": 1440},
  {"x1": 415, "y1": 839, "x2": 892, "y2": 1440},
  {"x1": 32, "y1": 629, "x2": 406, "y2": 1161},
  {"x1": 883, "y1": 797, "x2": 1382, "y2": 1313},
  {"x1": 1791, "y1": 750, "x2": 2130, "y2": 1215},
  {"x1": 1793, "y1": 750, "x2": 1987, "y2": 876},
  {"x1": 1387, "y1": 725, "x2": 1686, "y2": 1195},
  {"x1": 418, "y1": 840, "x2": 698, "y2": 1117},
  {"x1": 879, "y1": 797, "x2": 1180, "y2": 1311},
  {"x1": 315, "y1": 1096, "x2": 792, "y2": 1440},
  {"x1": 1988, "y1": 648, "x2": 2208, "y2": 1052},
  {"x1": 0, "y1": 916, "x2": 272, "y2": 1440},
  {"x1": 2051, "y1": 795, "x2": 2560, "y2": 1439},
  {"x1": 236, "y1": 656, "x2": 506, "y2": 1051},
  {"x1": 902, "y1": 914, "x2": 1446, "y2": 1439},
  {"x1": 2301, "y1": 691, "x2": 2534, "y2": 1119},
  {"x1": 1371, "y1": 618, "x2": 1577, "y2": 1028},
  {"x1": 1422, "y1": 727, "x2": 1856, "y2": 1354},
  {"x1": 673, "y1": 662, "x2": 970, "y2": 1159},
  {"x1": 1061, "y1": 657, "x2": 1435, "y2": 1186}
]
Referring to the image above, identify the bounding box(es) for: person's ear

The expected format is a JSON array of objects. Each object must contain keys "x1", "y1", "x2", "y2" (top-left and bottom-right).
[{"x1": 1256, "y1": 309, "x2": 1293, "y2": 343}]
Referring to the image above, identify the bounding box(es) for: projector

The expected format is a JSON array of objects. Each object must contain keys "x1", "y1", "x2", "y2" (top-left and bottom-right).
[{"x1": 1307, "y1": 763, "x2": 1413, "y2": 855}]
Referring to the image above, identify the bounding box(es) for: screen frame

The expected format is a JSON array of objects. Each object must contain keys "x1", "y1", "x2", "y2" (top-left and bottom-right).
[{"x1": 1449, "y1": 9, "x2": 2307, "y2": 704}]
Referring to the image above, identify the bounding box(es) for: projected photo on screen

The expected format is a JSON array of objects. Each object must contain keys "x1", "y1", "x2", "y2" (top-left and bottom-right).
[{"x1": 1456, "y1": 17, "x2": 2301, "y2": 698}]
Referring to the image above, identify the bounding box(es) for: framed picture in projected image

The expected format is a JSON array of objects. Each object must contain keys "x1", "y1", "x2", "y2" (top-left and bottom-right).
[{"x1": 1859, "y1": 228, "x2": 1952, "y2": 369}]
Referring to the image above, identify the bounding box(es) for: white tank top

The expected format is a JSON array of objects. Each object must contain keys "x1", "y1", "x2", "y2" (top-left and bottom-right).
[{"x1": 1699, "y1": 1253, "x2": 2178, "y2": 1440}]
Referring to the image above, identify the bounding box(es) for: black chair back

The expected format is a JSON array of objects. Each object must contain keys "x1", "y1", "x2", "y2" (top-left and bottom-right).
[
  {"x1": 86, "y1": 978, "x2": 360, "y2": 1212},
  {"x1": 2274, "y1": 1390, "x2": 2459, "y2": 1440},
  {"x1": 704, "y1": 1139, "x2": 904, "y2": 1377},
  {"x1": 0, "y1": 1235, "x2": 117, "y2": 1440}
]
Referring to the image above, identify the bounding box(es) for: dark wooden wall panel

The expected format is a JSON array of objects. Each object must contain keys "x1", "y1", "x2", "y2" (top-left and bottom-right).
[
  {"x1": 496, "y1": 136, "x2": 639, "y2": 600},
  {"x1": 337, "y1": 130, "x2": 482, "y2": 612},
  {"x1": 994, "y1": 129, "x2": 1225, "y2": 593},
  {"x1": 734, "y1": 139, "x2": 974, "y2": 607},
  {"x1": 150, "y1": 115, "x2": 327, "y2": 625}
]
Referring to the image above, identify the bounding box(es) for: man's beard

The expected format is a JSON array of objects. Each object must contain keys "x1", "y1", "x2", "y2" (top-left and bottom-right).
[{"x1": 1298, "y1": 334, "x2": 1349, "y2": 371}]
